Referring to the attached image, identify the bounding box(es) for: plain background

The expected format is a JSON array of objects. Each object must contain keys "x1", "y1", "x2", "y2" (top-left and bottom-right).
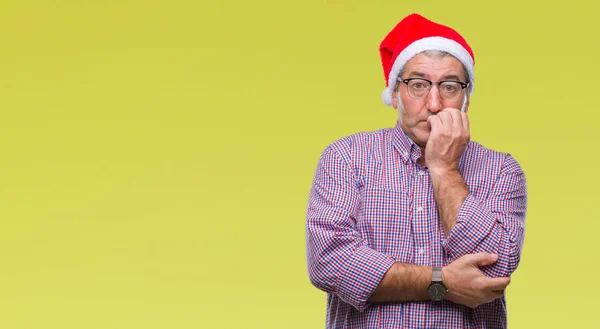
[{"x1": 0, "y1": 1, "x2": 598, "y2": 328}]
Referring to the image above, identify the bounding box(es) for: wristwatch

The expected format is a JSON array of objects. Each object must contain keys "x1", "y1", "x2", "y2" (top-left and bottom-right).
[{"x1": 427, "y1": 267, "x2": 448, "y2": 301}]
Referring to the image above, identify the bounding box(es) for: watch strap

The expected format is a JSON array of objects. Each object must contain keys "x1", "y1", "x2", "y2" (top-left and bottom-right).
[{"x1": 432, "y1": 267, "x2": 442, "y2": 282}]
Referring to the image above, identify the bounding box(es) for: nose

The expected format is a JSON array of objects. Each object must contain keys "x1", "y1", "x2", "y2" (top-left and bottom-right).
[{"x1": 426, "y1": 85, "x2": 443, "y2": 113}]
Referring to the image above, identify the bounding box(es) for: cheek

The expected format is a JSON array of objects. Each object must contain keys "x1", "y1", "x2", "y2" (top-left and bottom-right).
[
  {"x1": 401, "y1": 108, "x2": 422, "y2": 125},
  {"x1": 445, "y1": 98, "x2": 465, "y2": 111},
  {"x1": 399, "y1": 98, "x2": 423, "y2": 122}
]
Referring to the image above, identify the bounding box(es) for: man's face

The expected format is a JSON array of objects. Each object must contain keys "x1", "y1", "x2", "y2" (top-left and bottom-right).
[{"x1": 392, "y1": 53, "x2": 469, "y2": 149}]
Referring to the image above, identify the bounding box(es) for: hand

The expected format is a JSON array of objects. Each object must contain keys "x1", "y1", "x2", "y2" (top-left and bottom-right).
[
  {"x1": 425, "y1": 108, "x2": 470, "y2": 173},
  {"x1": 442, "y1": 252, "x2": 511, "y2": 308}
]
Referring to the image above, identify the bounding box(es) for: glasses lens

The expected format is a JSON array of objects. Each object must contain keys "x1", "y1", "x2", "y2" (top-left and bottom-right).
[
  {"x1": 439, "y1": 82, "x2": 463, "y2": 101},
  {"x1": 406, "y1": 79, "x2": 431, "y2": 98}
]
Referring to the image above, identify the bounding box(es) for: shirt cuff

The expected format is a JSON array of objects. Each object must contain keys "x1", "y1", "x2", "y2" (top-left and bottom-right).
[
  {"x1": 442, "y1": 193, "x2": 497, "y2": 260},
  {"x1": 336, "y1": 244, "x2": 396, "y2": 312}
]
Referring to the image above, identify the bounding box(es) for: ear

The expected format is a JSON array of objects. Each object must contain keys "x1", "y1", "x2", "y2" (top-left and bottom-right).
[
  {"x1": 464, "y1": 96, "x2": 471, "y2": 113},
  {"x1": 460, "y1": 94, "x2": 471, "y2": 113},
  {"x1": 392, "y1": 90, "x2": 398, "y2": 109}
]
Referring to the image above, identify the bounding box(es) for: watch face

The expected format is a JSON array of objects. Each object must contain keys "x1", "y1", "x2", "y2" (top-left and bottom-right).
[{"x1": 428, "y1": 283, "x2": 447, "y2": 301}]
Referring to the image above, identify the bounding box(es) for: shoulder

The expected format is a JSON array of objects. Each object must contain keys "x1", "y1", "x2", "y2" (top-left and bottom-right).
[
  {"x1": 322, "y1": 127, "x2": 393, "y2": 162},
  {"x1": 464, "y1": 141, "x2": 524, "y2": 176}
]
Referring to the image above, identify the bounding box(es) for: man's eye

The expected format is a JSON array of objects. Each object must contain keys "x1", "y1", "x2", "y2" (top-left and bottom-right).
[
  {"x1": 441, "y1": 83, "x2": 459, "y2": 92},
  {"x1": 443, "y1": 85, "x2": 457, "y2": 92}
]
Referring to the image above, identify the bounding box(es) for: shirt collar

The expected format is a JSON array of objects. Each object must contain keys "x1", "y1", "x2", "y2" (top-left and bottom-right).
[{"x1": 391, "y1": 121, "x2": 422, "y2": 163}]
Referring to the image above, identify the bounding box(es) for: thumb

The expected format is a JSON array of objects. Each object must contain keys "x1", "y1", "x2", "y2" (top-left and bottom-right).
[{"x1": 470, "y1": 252, "x2": 499, "y2": 266}]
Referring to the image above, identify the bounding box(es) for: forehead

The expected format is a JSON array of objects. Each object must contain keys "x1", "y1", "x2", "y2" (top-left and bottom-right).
[{"x1": 403, "y1": 53, "x2": 465, "y2": 80}]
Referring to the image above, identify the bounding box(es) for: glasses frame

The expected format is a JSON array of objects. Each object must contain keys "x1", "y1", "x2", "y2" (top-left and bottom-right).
[{"x1": 397, "y1": 77, "x2": 469, "y2": 100}]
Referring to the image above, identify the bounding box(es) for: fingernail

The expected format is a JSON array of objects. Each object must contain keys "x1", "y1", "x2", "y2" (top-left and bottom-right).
[{"x1": 491, "y1": 254, "x2": 498, "y2": 261}]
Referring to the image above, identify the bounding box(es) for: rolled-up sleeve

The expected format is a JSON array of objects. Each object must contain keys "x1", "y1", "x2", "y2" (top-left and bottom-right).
[
  {"x1": 306, "y1": 145, "x2": 395, "y2": 312},
  {"x1": 442, "y1": 154, "x2": 527, "y2": 277}
]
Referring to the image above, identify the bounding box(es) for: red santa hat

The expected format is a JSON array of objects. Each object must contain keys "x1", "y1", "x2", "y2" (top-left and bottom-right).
[{"x1": 380, "y1": 13, "x2": 475, "y2": 106}]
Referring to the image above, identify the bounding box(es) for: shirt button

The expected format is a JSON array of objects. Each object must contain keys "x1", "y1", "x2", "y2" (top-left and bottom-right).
[
  {"x1": 416, "y1": 206, "x2": 424, "y2": 212},
  {"x1": 418, "y1": 170, "x2": 426, "y2": 176},
  {"x1": 418, "y1": 248, "x2": 425, "y2": 255}
]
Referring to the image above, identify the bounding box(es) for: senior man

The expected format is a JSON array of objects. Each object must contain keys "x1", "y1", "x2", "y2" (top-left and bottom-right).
[{"x1": 306, "y1": 13, "x2": 527, "y2": 328}]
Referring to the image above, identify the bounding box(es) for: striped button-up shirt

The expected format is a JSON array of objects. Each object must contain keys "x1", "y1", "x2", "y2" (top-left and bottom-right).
[{"x1": 306, "y1": 122, "x2": 527, "y2": 328}]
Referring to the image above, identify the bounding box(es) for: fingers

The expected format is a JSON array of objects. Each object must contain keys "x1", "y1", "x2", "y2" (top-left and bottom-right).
[
  {"x1": 447, "y1": 108, "x2": 463, "y2": 133},
  {"x1": 486, "y1": 277, "x2": 511, "y2": 291},
  {"x1": 433, "y1": 108, "x2": 469, "y2": 137},
  {"x1": 468, "y1": 252, "x2": 499, "y2": 266},
  {"x1": 436, "y1": 110, "x2": 452, "y2": 129},
  {"x1": 428, "y1": 115, "x2": 443, "y2": 134},
  {"x1": 490, "y1": 289, "x2": 506, "y2": 299},
  {"x1": 477, "y1": 289, "x2": 506, "y2": 307}
]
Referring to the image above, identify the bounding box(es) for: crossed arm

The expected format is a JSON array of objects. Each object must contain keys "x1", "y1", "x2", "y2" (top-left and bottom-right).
[
  {"x1": 306, "y1": 142, "x2": 527, "y2": 310},
  {"x1": 368, "y1": 161, "x2": 526, "y2": 307}
]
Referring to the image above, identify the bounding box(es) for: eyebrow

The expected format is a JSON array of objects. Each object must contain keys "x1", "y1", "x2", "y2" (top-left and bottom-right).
[
  {"x1": 406, "y1": 71, "x2": 463, "y2": 81},
  {"x1": 442, "y1": 74, "x2": 462, "y2": 81},
  {"x1": 407, "y1": 71, "x2": 427, "y2": 78}
]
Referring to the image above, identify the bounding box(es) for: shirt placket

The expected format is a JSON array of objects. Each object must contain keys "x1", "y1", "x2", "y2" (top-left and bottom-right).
[{"x1": 410, "y1": 165, "x2": 431, "y2": 266}]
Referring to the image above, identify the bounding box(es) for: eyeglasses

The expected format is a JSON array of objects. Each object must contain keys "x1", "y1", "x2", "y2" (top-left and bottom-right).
[{"x1": 397, "y1": 78, "x2": 469, "y2": 101}]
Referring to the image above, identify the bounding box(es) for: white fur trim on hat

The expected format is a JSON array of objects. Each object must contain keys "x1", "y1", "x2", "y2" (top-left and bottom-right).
[{"x1": 382, "y1": 36, "x2": 474, "y2": 106}]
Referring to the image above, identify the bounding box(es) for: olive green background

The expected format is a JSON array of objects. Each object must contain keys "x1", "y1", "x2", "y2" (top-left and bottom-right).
[{"x1": 0, "y1": 1, "x2": 597, "y2": 328}]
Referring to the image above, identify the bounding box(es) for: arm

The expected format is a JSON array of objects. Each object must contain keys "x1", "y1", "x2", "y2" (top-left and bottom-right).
[
  {"x1": 429, "y1": 168, "x2": 469, "y2": 236},
  {"x1": 370, "y1": 254, "x2": 510, "y2": 307},
  {"x1": 439, "y1": 156, "x2": 527, "y2": 278},
  {"x1": 368, "y1": 263, "x2": 432, "y2": 302},
  {"x1": 306, "y1": 144, "x2": 397, "y2": 311},
  {"x1": 426, "y1": 109, "x2": 527, "y2": 278},
  {"x1": 307, "y1": 143, "x2": 511, "y2": 310}
]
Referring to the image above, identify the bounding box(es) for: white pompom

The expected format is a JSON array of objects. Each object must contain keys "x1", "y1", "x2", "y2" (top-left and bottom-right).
[{"x1": 382, "y1": 88, "x2": 393, "y2": 106}]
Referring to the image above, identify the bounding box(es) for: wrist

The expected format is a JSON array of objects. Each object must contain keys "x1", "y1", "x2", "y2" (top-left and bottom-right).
[
  {"x1": 427, "y1": 266, "x2": 448, "y2": 301},
  {"x1": 441, "y1": 266, "x2": 457, "y2": 300},
  {"x1": 428, "y1": 166, "x2": 459, "y2": 177}
]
